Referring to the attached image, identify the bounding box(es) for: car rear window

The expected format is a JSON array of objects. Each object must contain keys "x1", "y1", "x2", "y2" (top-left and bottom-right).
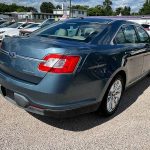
[
  {"x1": 33, "y1": 21, "x2": 107, "y2": 41},
  {"x1": 8, "y1": 22, "x2": 22, "y2": 28},
  {"x1": 0, "y1": 22, "x2": 14, "y2": 28},
  {"x1": 24, "y1": 24, "x2": 39, "y2": 29}
]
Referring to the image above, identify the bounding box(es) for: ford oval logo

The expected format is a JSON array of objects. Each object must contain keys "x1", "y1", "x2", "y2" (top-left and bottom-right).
[{"x1": 9, "y1": 51, "x2": 16, "y2": 58}]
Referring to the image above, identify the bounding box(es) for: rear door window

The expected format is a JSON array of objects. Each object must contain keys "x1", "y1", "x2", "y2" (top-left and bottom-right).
[
  {"x1": 114, "y1": 28, "x2": 126, "y2": 44},
  {"x1": 136, "y1": 26, "x2": 150, "y2": 43},
  {"x1": 122, "y1": 25, "x2": 138, "y2": 44}
]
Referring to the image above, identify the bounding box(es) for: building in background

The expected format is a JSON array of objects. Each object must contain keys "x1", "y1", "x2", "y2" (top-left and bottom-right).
[
  {"x1": 4, "y1": 12, "x2": 62, "y2": 21},
  {"x1": 53, "y1": 3, "x2": 87, "y2": 18},
  {"x1": 53, "y1": 9, "x2": 87, "y2": 18}
]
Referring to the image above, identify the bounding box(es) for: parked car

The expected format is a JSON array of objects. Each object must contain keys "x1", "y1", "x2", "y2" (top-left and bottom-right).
[
  {"x1": 0, "y1": 20, "x2": 6, "y2": 25},
  {"x1": 0, "y1": 22, "x2": 34, "y2": 41},
  {"x1": 19, "y1": 19, "x2": 56, "y2": 36},
  {"x1": 0, "y1": 17, "x2": 150, "y2": 118},
  {"x1": 40, "y1": 18, "x2": 55, "y2": 28},
  {"x1": 0, "y1": 21, "x2": 15, "y2": 28},
  {"x1": 141, "y1": 24, "x2": 150, "y2": 35},
  {"x1": 19, "y1": 23, "x2": 41, "y2": 36}
]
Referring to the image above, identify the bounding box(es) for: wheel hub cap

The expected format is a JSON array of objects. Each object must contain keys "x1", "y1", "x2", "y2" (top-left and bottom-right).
[{"x1": 107, "y1": 79, "x2": 123, "y2": 113}]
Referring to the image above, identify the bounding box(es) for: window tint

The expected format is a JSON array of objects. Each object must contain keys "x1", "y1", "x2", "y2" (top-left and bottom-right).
[
  {"x1": 114, "y1": 28, "x2": 126, "y2": 44},
  {"x1": 122, "y1": 25, "x2": 138, "y2": 43},
  {"x1": 136, "y1": 26, "x2": 149, "y2": 43}
]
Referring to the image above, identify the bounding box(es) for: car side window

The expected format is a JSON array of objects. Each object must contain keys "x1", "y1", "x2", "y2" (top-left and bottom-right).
[
  {"x1": 136, "y1": 26, "x2": 150, "y2": 43},
  {"x1": 122, "y1": 25, "x2": 138, "y2": 44},
  {"x1": 114, "y1": 28, "x2": 126, "y2": 44}
]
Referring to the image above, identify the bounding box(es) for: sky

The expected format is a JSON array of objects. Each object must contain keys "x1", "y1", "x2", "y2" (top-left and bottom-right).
[{"x1": 0, "y1": 0, "x2": 145, "y2": 12}]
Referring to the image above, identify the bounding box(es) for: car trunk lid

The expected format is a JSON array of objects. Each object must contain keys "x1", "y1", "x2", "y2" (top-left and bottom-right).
[{"x1": 0, "y1": 36, "x2": 69, "y2": 84}]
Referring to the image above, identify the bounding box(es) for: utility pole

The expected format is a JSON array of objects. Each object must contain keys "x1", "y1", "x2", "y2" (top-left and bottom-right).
[{"x1": 69, "y1": 0, "x2": 72, "y2": 18}]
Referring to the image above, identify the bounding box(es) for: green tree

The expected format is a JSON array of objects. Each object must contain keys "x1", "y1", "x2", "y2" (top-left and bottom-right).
[
  {"x1": 115, "y1": 7, "x2": 123, "y2": 15},
  {"x1": 0, "y1": 3, "x2": 37, "y2": 12},
  {"x1": 123, "y1": 6, "x2": 131, "y2": 15},
  {"x1": 72, "y1": 5, "x2": 89, "y2": 10},
  {"x1": 139, "y1": 0, "x2": 150, "y2": 15},
  {"x1": 131, "y1": 12, "x2": 139, "y2": 16},
  {"x1": 10, "y1": 3, "x2": 17, "y2": 11},
  {"x1": 16, "y1": 8, "x2": 26, "y2": 12},
  {"x1": 87, "y1": 5, "x2": 105, "y2": 16},
  {"x1": 26, "y1": 7, "x2": 38, "y2": 12},
  {"x1": 56, "y1": 5, "x2": 61, "y2": 9},
  {"x1": 115, "y1": 6, "x2": 131, "y2": 16},
  {"x1": 40, "y1": 2, "x2": 55, "y2": 13},
  {"x1": 103, "y1": 0, "x2": 113, "y2": 15}
]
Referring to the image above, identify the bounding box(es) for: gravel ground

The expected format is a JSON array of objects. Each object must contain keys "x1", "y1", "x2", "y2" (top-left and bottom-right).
[{"x1": 0, "y1": 77, "x2": 150, "y2": 150}]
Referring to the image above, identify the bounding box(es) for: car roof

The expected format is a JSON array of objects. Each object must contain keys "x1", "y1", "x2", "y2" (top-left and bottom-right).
[
  {"x1": 66, "y1": 17, "x2": 141, "y2": 27},
  {"x1": 67, "y1": 17, "x2": 137, "y2": 24},
  {"x1": 66, "y1": 17, "x2": 113, "y2": 24}
]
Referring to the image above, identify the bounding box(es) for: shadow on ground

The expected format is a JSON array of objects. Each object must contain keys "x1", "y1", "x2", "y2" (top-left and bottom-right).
[{"x1": 30, "y1": 77, "x2": 150, "y2": 132}]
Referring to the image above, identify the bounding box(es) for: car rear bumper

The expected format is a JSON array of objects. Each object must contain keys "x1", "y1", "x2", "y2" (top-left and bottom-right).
[
  {"x1": 0, "y1": 69, "x2": 108, "y2": 118},
  {"x1": 0, "y1": 86, "x2": 99, "y2": 118}
]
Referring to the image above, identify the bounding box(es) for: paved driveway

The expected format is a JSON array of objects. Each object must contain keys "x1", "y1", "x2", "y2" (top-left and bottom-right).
[{"x1": 0, "y1": 77, "x2": 150, "y2": 150}]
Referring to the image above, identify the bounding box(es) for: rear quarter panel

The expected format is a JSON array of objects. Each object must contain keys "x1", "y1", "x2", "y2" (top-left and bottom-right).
[{"x1": 67, "y1": 44, "x2": 128, "y2": 104}]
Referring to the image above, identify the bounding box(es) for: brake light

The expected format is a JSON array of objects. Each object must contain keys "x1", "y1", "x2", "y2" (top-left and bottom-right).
[{"x1": 38, "y1": 54, "x2": 80, "y2": 73}]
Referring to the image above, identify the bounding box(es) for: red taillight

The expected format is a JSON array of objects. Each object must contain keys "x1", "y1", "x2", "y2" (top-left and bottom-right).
[{"x1": 38, "y1": 54, "x2": 80, "y2": 74}]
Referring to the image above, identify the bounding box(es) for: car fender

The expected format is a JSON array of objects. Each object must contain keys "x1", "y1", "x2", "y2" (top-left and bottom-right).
[{"x1": 96, "y1": 67, "x2": 127, "y2": 105}]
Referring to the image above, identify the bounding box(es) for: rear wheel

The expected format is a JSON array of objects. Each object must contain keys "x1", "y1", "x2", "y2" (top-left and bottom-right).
[{"x1": 99, "y1": 75, "x2": 124, "y2": 116}]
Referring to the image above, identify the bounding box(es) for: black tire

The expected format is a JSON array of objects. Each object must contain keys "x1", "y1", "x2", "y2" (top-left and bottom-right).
[{"x1": 99, "y1": 75, "x2": 125, "y2": 117}]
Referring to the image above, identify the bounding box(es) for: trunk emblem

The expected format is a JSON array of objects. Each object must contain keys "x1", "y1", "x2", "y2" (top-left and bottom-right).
[{"x1": 9, "y1": 51, "x2": 16, "y2": 58}]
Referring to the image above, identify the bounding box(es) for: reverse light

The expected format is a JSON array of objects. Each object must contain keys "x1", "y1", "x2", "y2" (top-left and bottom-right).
[{"x1": 38, "y1": 54, "x2": 80, "y2": 74}]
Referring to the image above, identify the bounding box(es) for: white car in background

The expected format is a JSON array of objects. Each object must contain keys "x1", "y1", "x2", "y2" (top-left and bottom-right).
[
  {"x1": 0, "y1": 21, "x2": 15, "y2": 28},
  {"x1": 40, "y1": 18, "x2": 55, "y2": 28},
  {"x1": 0, "y1": 22, "x2": 34, "y2": 41},
  {"x1": 19, "y1": 19, "x2": 56, "y2": 36},
  {"x1": 129, "y1": 20, "x2": 150, "y2": 35},
  {"x1": 19, "y1": 23, "x2": 41, "y2": 36}
]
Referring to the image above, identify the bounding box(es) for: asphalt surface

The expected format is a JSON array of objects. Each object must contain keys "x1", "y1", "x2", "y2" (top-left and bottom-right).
[{"x1": 0, "y1": 77, "x2": 150, "y2": 150}]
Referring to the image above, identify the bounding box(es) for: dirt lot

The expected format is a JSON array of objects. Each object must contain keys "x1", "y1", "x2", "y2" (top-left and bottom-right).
[{"x1": 0, "y1": 77, "x2": 150, "y2": 150}]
